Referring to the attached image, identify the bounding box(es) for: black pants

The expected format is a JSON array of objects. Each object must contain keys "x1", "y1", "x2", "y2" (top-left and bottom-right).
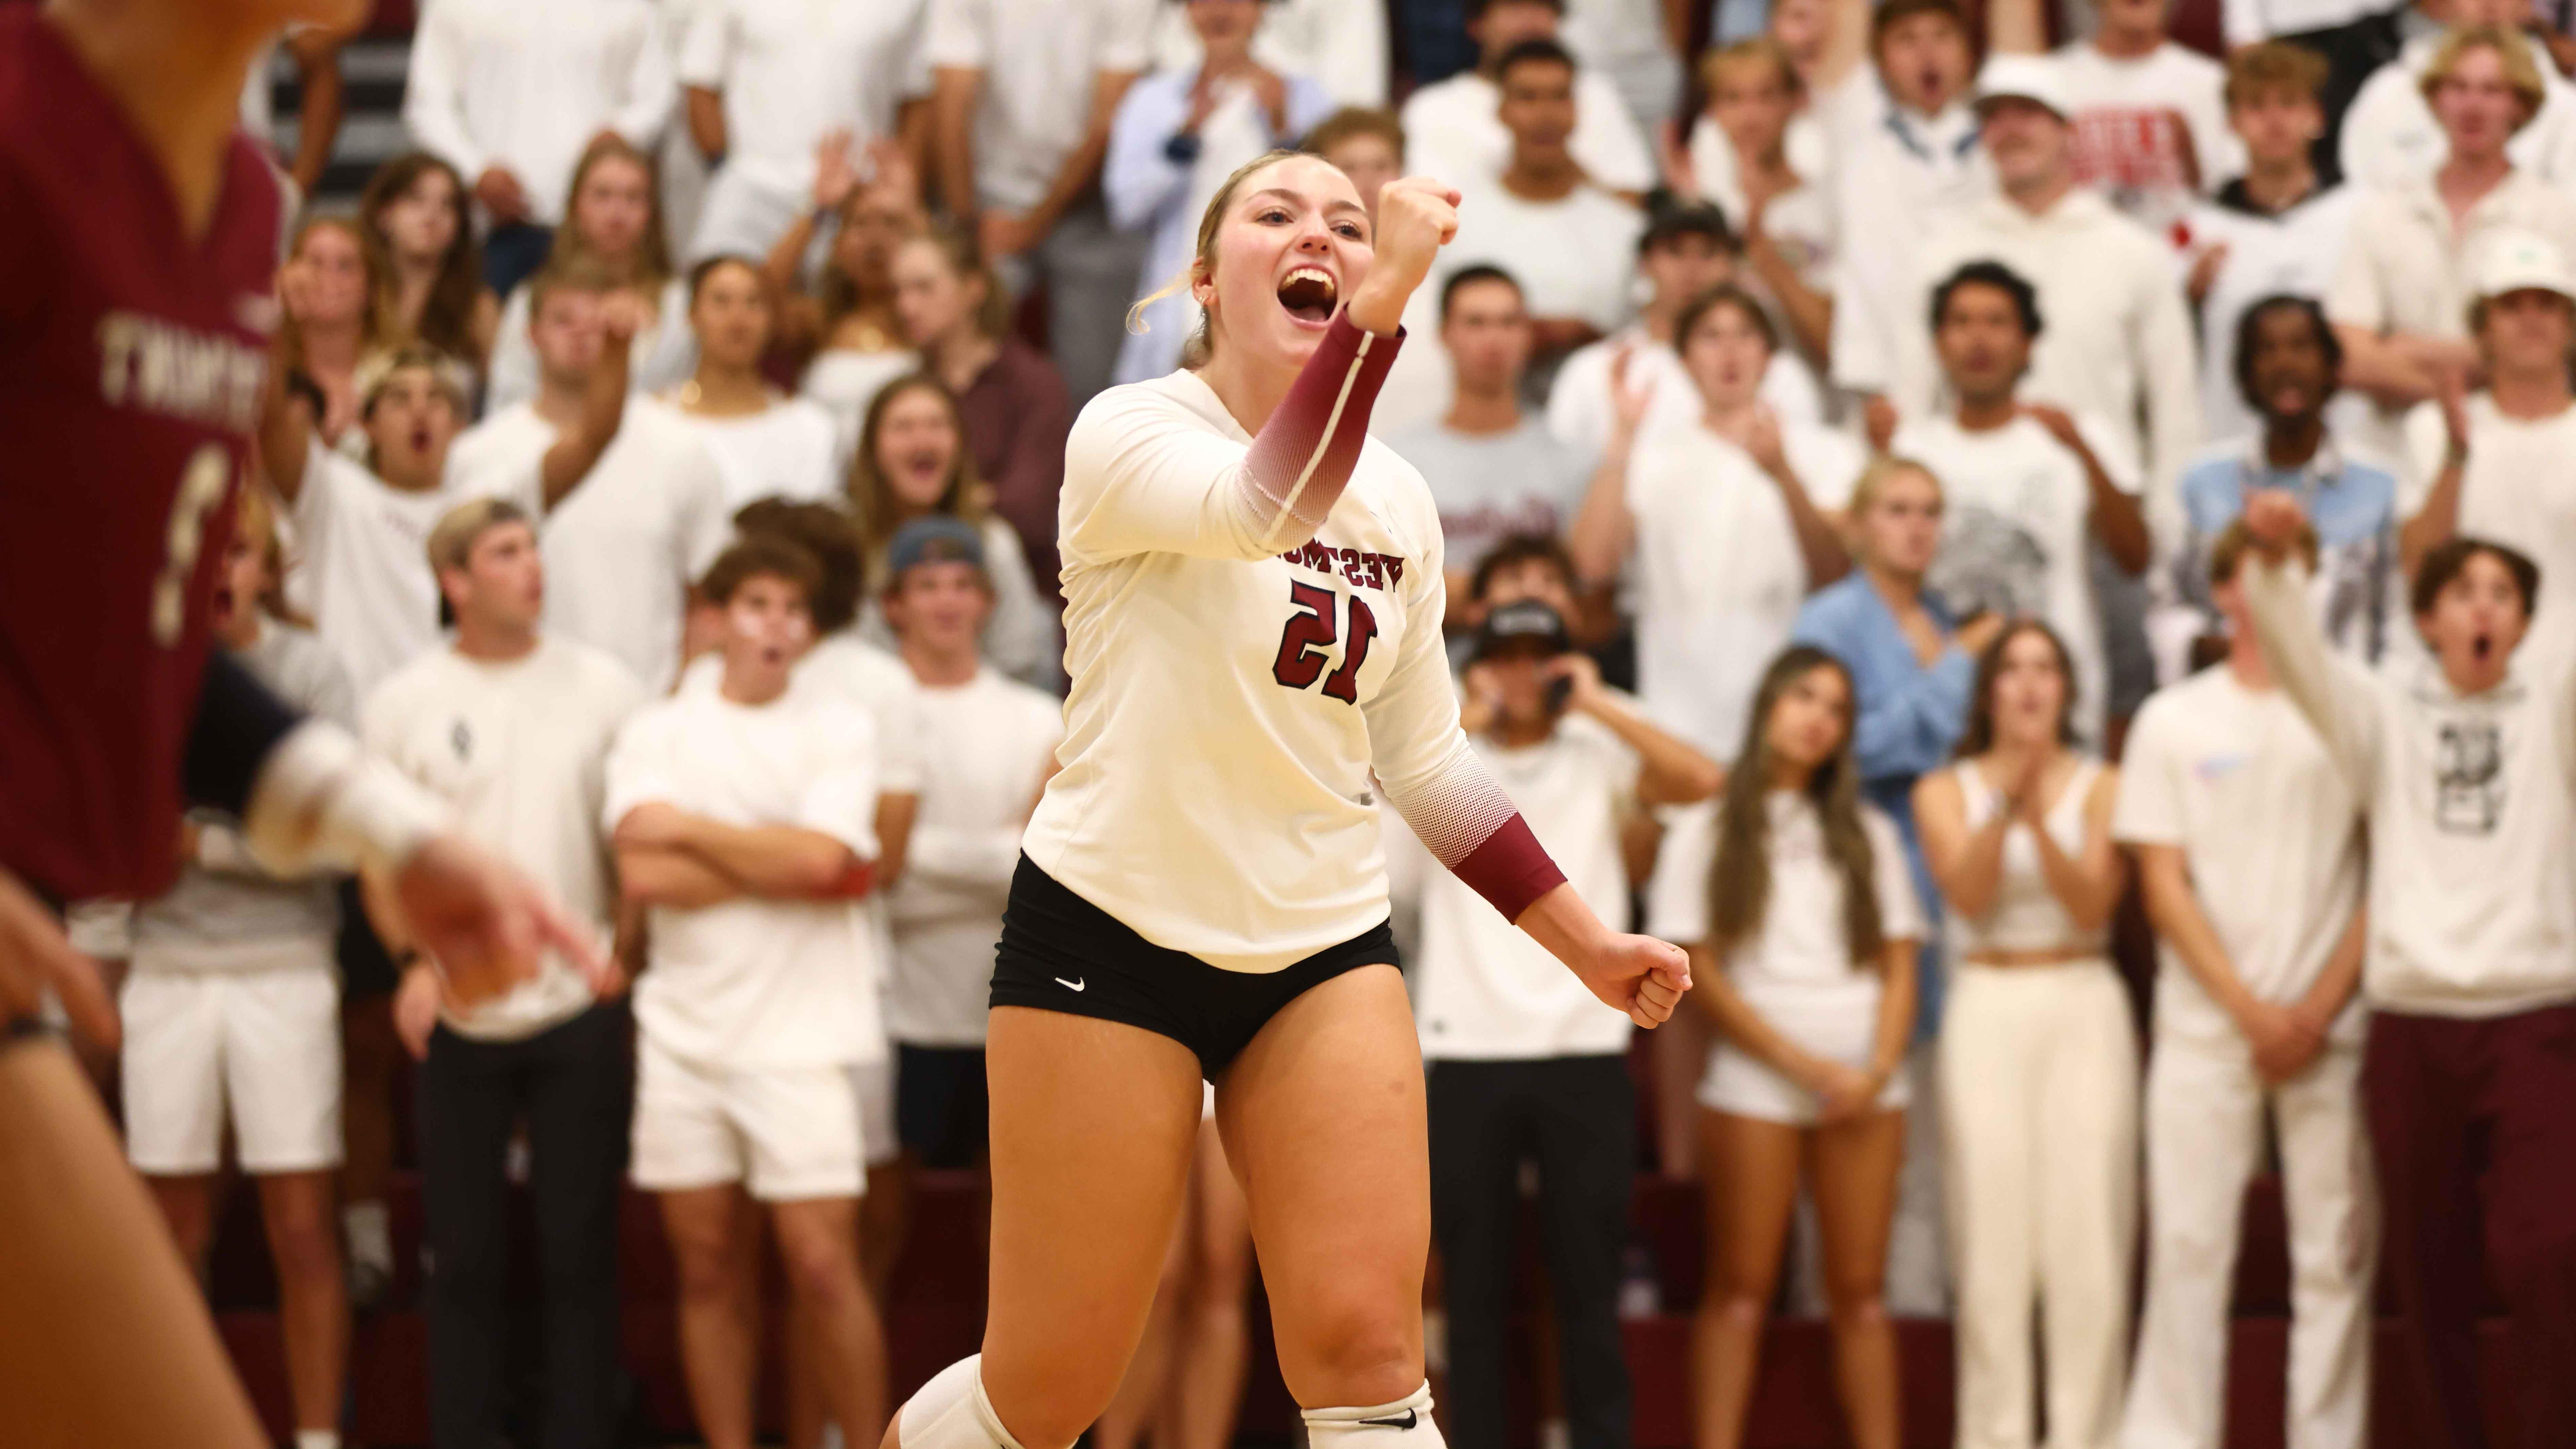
[
  {"x1": 1427, "y1": 1055, "x2": 1635, "y2": 1449},
  {"x1": 418, "y1": 1002, "x2": 630, "y2": 1449}
]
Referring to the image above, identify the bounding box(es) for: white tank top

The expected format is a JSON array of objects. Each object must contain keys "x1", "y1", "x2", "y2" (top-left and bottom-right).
[{"x1": 1950, "y1": 757, "x2": 2109, "y2": 958}]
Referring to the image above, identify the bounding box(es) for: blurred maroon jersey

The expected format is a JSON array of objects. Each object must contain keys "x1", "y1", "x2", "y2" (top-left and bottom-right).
[{"x1": 0, "y1": 8, "x2": 284, "y2": 902}]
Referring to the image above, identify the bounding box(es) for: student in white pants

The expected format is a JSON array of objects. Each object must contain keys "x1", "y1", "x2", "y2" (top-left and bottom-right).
[
  {"x1": 2117, "y1": 520, "x2": 2374, "y2": 1449},
  {"x1": 125, "y1": 488, "x2": 354, "y2": 1449},
  {"x1": 1916, "y1": 620, "x2": 2137, "y2": 1449}
]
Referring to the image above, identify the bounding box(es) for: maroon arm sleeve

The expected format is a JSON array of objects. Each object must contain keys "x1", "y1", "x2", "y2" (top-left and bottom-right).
[{"x1": 1236, "y1": 312, "x2": 1405, "y2": 552}]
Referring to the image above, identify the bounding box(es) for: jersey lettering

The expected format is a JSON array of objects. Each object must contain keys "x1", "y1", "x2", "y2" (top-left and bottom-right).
[
  {"x1": 1274, "y1": 542, "x2": 1406, "y2": 593},
  {"x1": 1270, "y1": 581, "x2": 1377, "y2": 705}
]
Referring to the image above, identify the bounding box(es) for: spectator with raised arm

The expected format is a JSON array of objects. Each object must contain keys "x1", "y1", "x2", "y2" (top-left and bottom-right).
[
  {"x1": 1569, "y1": 284, "x2": 1860, "y2": 761},
  {"x1": 403, "y1": 0, "x2": 679, "y2": 298},
  {"x1": 2236, "y1": 490, "x2": 2576, "y2": 1449},
  {"x1": 926, "y1": 0, "x2": 1156, "y2": 406},
  {"x1": 486, "y1": 135, "x2": 702, "y2": 414}
]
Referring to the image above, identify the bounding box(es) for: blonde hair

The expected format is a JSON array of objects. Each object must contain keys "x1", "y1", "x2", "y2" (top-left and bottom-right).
[
  {"x1": 425, "y1": 496, "x2": 532, "y2": 575},
  {"x1": 2223, "y1": 39, "x2": 2329, "y2": 109},
  {"x1": 2421, "y1": 25, "x2": 2548, "y2": 132},
  {"x1": 1848, "y1": 454, "x2": 1942, "y2": 517},
  {"x1": 1700, "y1": 35, "x2": 1804, "y2": 100},
  {"x1": 280, "y1": 213, "x2": 405, "y2": 375},
  {"x1": 1125, "y1": 148, "x2": 1312, "y2": 368},
  {"x1": 233, "y1": 487, "x2": 310, "y2": 628}
]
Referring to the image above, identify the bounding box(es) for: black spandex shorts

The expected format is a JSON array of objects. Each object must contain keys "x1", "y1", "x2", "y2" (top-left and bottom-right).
[
  {"x1": 989, "y1": 855, "x2": 1399, "y2": 1080},
  {"x1": 895, "y1": 1044, "x2": 989, "y2": 1169}
]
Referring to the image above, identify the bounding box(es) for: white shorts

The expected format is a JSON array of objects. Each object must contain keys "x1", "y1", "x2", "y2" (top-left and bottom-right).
[
  {"x1": 854, "y1": 1055, "x2": 898, "y2": 1170},
  {"x1": 631, "y1": 1036, "x2": 865, "y2": 1202},
  {"x1": 120, "y1": 953, "x2": 343, "y2": 1176},
  {"x1": 1698, "y1": 993, "x2": 1909, "y2": 1127}
]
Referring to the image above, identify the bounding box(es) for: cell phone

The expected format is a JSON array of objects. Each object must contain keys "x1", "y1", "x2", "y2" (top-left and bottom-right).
[{"x1": 1545, "y1": 673, "x2": 1574, "y2": 713}]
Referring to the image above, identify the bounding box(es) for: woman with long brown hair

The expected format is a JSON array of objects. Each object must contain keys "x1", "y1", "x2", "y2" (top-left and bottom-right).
[
  {"x1": 487, "y1": 134, "x2": 697, "y2": 412},
  {"x1": 1657, "y1": 645, "x2": 1919, "y2": 1449},
  {"x1": 847, "y1": 374, "x2": 1055, "y2": 689},
  {"x1": 358, "y1": 150, "x2": 501, "y2": 372},
  {"x1": 278, "y1": 213, "x2": 403, "y2": 454},
  {"x1": 1913, "y1": 620, "x2": 2134, "y2": 1449}
]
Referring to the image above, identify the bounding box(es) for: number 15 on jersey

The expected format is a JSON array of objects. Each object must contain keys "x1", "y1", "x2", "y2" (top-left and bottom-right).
[{"x1": 1271, "y1": 581, "x2": 1379, "y2": 705}]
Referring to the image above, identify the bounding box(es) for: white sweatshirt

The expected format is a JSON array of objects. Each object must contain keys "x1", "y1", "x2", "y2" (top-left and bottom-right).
[{"x1": 2246, "y1": 557, "x2": 2576, "y2": 1018}]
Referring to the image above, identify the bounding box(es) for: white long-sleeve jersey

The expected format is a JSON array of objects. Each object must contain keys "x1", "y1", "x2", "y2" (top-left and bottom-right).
[{"x1": 1022, "y1": 316, "x2": 1564, "y2": 973}]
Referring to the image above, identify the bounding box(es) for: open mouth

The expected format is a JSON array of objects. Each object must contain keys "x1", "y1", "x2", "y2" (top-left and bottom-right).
[
  {"x1": 409, "y1": 425, "x2": 433, "y2": 454},
  {"x1": 1278, "y1": 267, "x2": 1338, "y2": 327},
  {"x1": 2473, "y1": 631, "x2": 2495, "y2": 663}
]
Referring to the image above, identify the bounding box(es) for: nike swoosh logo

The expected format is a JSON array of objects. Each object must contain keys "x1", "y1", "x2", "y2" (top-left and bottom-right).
[
  {"x1": 1055, "y1": 976, "x2": 1086, "y2": 992},
  {"x1": 1358, "y1": 1411, "x2": 1417, "y2": 1430}
]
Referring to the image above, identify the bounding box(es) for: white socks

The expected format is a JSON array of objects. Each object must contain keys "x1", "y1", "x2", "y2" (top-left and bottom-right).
[
  {"x1": 294, "y1": 1431, "x2": 340, "y2": 1449},
  {"x1": 341, "y1": 1200, "x2": 392, "y2": 1273},
  {"x1": 894, "y1": 1356, "x2": 1026, "y2": 1449},
  {"x1": 1304, "y1": 1382, "x2": 1444, "y2": 1442}
]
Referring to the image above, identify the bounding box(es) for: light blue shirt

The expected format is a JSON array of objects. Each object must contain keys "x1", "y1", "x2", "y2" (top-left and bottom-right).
[
  {"x1": 1793, "y1": 572, "x2": 1978, "y2": 1034},
  {"x1": 1104, "y1": 64, "x2": 1334, "y2": 384},
  {"x1": 2169, "y1": 437, "x2": 2401, "y2": 664}
]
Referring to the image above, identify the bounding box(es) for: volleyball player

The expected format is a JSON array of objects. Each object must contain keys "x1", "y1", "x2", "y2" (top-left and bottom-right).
[
  {"x1": 884, "y1": 153, "x2": 1689, "y2": 1449},
  {"x1": 1, "y1": 5, "x2": 606, "y2": 1445}
]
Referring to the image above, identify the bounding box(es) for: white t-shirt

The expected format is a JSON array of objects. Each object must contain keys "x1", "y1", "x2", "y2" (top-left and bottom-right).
[
  {"x1": 1414, "y1": 712, "x2": 1640, "y2": 1060},
  {"x1": 1890, "y1": 410, "x2": 2142, "y2": 747},
  {"x1": 1382, "y1": 416, "x2": 1593, "y2": 574},
  {"x1": 884, "y1": 668, "x2": 1063, "y2": 1046},
  {"x1": 1625, "y1": 419, "x2": 1864, "y2": 757},
  {"x1": 1827, "y1": 97, "x2": 1990, "y2": 399},
  {"x1": 677, "y1": 0, "x2": 930, "y2": 191},
  {"x1": 669, "y1": 394, "x2": 843, "y2": 510},
  {"x1": 291, "y1": 447, "x2": 526, "y2": 700},
  {"x1": 1437, "y1": 180, "x2": 1644, "y2": 337},
  {"x1": 2115, "y1": 664, "x2": 2366, "y2": 1045},
  {"x1": 2053, "y1": 42, "x2": 2237, "y2": 234},
  {"x1": 1028, "y1": 367, "x2": 1469, "y2": 972},
  {"x1": 447, "y1": 397, "x2": 735, "y2": 692},
  {"x1": 2401, "y1": 393, "x2": 2576, "y2": 683},
  {"x1": 1647, "y1": 792, "x2": 1923, "y2": 1022},
  {"x1": 603, "y1": 689, "x2": 885, "y2": 1068},
  {"x1": 365, "y1": 638, "x2": 647, "y2": 1039},
  {"x1": 677, "y1": 632, "x2": 927, "y2": 795},
  {"x1": 1399, "y1": 68, "x2": 1658, "y2": 195},
  {"x1": 1543, "y1": 327, "x2": 1826, "y2": 463},
  {"x1": 923, "y1": 0, "x2": 1157, "y2": 214}
]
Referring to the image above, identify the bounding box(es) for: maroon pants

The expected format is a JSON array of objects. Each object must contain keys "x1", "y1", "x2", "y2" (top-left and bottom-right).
[{"x1": 2364, "y1": 1003, "x2": 2576, "y2": 1449}]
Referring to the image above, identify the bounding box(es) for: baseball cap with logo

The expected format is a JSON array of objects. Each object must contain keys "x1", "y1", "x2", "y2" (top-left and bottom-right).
[
  {"x1": 2472, "y1": 227, "x2": 2576, "y2": 305},
  {"x1": 1471, "y1": 599, "x2": 1572, "y2": 663}
]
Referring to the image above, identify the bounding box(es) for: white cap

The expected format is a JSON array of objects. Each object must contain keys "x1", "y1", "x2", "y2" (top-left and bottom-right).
[
  {"x1": 1972, "y1": 54, "x2": 2073, "y2": 121},
  {"x1": 2473, "y1": 227, "x2": 2576, "y2": 304}
]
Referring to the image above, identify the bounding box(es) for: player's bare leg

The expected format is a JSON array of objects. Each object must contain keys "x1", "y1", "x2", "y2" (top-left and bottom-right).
[
  {"x1": 899, "y1": 1007, "x2": 1203, "y2": 1449},
  {"x1": 0, "y1": 1039, "x2": 269, "y2": 1449},
  {"x1": 774, "y1": 1196, "x2": 891, "y2": 1445},
  {"x1": 1215, "y1": 965, "x2": 1430, "y2": 1414},
  {"x1": 1089, "y1": 1176, "x2": 1196, "y2": 1449},
  {"x1": 662, "y1": 1184, "x2": 763, "y2": 1449},
  {"x1": 258, "y1": 1169, "x2": 351, "y2": 1442},
  {"x1": 1163, "y1": 1120, "x2": 1256, "y2": 1448}
]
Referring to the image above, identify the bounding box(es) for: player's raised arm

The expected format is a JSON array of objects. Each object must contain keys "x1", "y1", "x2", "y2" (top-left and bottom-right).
[{"x1": 1058, "y1": 171, "x2": 1459, "y2": 565}]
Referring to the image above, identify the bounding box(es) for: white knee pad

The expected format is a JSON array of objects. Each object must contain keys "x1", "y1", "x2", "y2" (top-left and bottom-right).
[
  {"x1": 895, "y1": 1356, "x2": 1026, "y2": 1449},
  {"x1": 1303, "y1": 1382, "x2": 1444, "y2": 1443}
]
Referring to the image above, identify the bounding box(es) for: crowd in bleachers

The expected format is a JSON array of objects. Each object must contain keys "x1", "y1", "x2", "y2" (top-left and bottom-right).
[{"x1": 51, "y1": 0, "x2": 2576, "y2": 1444}]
